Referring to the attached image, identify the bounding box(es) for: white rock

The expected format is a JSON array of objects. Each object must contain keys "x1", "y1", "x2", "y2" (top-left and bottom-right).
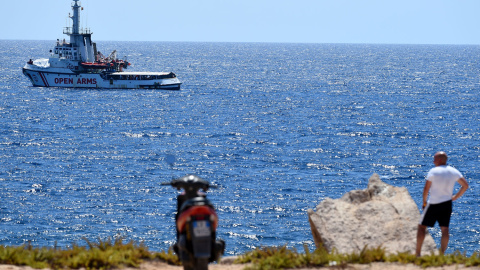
[{"x1": 308, "y1": 173, "x2": 437, "y2": 255}]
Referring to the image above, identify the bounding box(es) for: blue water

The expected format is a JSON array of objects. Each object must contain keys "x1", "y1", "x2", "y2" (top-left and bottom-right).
[{"x1": 0, "y1": 40, "x2": 479, "y2": 256}]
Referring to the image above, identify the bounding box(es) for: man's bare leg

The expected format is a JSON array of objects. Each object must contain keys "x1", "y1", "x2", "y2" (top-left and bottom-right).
[
  {"x1": 440, "y1": 226, "x2": 449, "y2": 254},
  {"x1": 416, "y1": 224, "x2": 427, "y2": 256}
]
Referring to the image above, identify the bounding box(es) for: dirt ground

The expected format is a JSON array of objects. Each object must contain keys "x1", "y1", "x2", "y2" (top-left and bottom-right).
[
  {"x1": 0, "y1": 258, "x2": 478, "y2": 270},
  {"x1": 130, "y1": 260, "x2": 479, "y2": 270},
  {"x1": 137, "y1": 260, "x2": 479, "y2": 270}
]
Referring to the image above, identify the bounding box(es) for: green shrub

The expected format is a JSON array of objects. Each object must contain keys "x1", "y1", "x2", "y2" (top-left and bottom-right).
[
  {"x1": 236, "y1": 244, "x2": 479, "y2": 270},
  {"x1": 465, "y1": 252, "x2": 480, "y2": 267},
  {"x1": 0, "y1": 237, "x2": 179, "y2": 270},
  {"x1": 1, "y1": 239, "x2": 478, "y2": 269},
  {"x1": 151, "y1": 248, "x2": 181, "y2": 266}
]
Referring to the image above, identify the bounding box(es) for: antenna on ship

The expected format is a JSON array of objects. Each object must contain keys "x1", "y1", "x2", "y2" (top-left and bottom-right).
[
  {"x1": 71, "y1": 0, "x2": 81, "y2": 35},
  {"x1": 62, "y1": 0, "x2": 95, "y2": 63}
]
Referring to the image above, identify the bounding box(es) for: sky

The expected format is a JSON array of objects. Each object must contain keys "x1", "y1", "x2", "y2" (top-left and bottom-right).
[{"x1": 1, "y1": 0, "x2": 480, "y2": 45}]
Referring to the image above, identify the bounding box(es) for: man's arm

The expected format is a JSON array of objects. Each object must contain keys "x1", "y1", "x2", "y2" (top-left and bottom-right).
[
  {"x1": 452, "y1": 177, "x2": 469, "y2": 201},
  {"x1": 422, "y1": 181, "x2": 432, "y2": 209}
]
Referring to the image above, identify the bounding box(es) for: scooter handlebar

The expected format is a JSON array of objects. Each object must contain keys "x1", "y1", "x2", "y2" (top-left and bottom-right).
[{"x1": 161, "y1": 174, "x2": 217, "y2": 190}]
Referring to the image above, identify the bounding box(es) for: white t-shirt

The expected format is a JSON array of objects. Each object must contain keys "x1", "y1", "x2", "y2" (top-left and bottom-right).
[{"x1": 426, "y1": 165, "x2": 463, "y2": 204}]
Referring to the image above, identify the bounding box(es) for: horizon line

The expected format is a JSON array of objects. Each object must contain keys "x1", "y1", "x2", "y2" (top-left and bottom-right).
[{"x1": 1, "y1": 38, "x2": 479, "y2": 47}]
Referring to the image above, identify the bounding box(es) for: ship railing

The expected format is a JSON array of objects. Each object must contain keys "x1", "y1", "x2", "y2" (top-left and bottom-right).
[
  {"x1": 63, "y1": 27, "x2": 92, "y2": 35},
  {"x1": 105, "y1": 73, "x2": 177, "y2": 81},
  {"x1": 56, "y1": 39, "x2": 70, "y2": 46}
]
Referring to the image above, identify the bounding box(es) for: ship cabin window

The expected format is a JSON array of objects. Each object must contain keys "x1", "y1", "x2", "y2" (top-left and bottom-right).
[{"x1": 107, "y1": 73, "x2": 176, "y2": 80}]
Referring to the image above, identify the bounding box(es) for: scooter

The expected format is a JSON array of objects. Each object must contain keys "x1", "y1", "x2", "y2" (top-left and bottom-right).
[{"x1": 162, "y1": 174, "x2": 225, "y2": 270}]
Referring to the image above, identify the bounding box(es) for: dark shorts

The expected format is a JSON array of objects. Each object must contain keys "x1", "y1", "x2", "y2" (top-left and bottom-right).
[{"x1": 420, "y1": 200, "x2": 453, "y2": 227}]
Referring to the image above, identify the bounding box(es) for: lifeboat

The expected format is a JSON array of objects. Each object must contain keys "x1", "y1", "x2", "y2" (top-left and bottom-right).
[{"x1": 80, "y1": 62, "x2": 109, "y2": 69}]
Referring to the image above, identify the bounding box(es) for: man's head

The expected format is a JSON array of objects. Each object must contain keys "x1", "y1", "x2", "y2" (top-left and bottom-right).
[{"x1": 433, "y1": 151, "x2": 448, "y2": 166}]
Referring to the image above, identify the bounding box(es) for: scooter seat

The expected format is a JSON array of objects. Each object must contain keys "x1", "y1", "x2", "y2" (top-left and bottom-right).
[{"x1": 180, "y1": 197, "x2": 213, "y2": 212}]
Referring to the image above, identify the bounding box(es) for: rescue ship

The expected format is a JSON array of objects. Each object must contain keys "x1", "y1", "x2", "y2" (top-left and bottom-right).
[{"x1": 22, "y1": 0, "x2": 181, "y2": 90}]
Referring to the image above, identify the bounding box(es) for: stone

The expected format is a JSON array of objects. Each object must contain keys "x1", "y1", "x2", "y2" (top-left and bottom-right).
[{"x1": 307, "y1": 173, "x2": 437, "y2": 255}]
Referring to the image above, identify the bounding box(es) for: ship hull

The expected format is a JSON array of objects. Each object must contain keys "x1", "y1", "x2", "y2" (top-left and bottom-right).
[{"x1": 22, "y1": 68, "x2": 181, "y2": 90}]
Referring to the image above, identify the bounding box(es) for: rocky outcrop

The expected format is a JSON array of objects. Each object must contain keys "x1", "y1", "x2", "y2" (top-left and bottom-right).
[{"x1": 308, "y1": 174, "x2": 437, "y2": 255}]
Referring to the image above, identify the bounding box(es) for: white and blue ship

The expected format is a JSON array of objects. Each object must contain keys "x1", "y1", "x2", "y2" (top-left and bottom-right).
[{"x1": 23, "y1": 0, "x2": 181, "y2": 90}]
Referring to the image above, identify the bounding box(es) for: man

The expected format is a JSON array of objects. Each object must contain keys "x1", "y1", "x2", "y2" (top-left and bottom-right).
[{"x1": 416, "y1": 151, "x2": 469, "y2": 256}]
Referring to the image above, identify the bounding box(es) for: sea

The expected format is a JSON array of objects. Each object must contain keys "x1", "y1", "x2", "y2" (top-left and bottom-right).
[{"x1": 0, "y1": 40, "x2": 479, "y2": 256}]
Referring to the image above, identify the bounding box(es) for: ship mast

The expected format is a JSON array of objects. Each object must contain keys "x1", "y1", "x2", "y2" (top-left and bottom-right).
[
  {"x1": 71, "y1": 0, "x2": 80, "y2": 35},
  {"x1": 63, "y1": 0, "x2": 95, "y2": 63}
]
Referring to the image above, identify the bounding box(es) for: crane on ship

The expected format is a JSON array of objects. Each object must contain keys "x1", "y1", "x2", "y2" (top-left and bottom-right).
[{"x1": 96, "y1": 50, "x2": 117, "y2": 62}]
